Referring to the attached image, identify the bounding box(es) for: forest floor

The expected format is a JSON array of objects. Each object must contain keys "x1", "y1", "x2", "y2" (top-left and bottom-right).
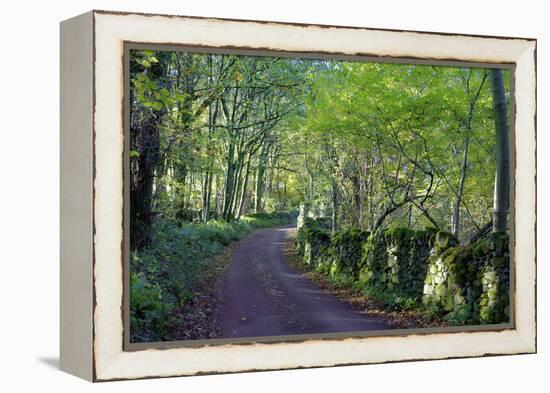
[
  {"x1": 283, "y1": 231, "x2": 449, "y2": 330},
  {"x1": 215, "y1": 225, "x2": 391, "y2": 338}
]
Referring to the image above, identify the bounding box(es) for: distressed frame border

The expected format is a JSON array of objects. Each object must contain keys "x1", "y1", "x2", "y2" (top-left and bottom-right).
[
  {"x1": 91, "y1": 10, "x2": 536, "y2": 381},
  {"x1": 123, "y1": 43, "x2": 517, "y2": 351}
]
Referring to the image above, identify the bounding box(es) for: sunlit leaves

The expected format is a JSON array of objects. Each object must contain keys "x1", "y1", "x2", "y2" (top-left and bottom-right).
[
  {"x1": 129, "y1": 47, "x2": 506, "y2": 239},
  {"x1": 297, "y1": 61, "x2": 501, "y2": 235}
]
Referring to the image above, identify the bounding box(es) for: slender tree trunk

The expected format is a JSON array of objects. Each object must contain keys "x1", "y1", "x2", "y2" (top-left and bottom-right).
[
  {"x1": 351, "y1": 174, "x2": 361, "y2": 228},
  {"x1": 187, "y1": 172, "x2": 194, "y2": 214},
  {"x1": 201, "y1": 170, "x2": 213, "y2": 222},
  {"x1": 255, "y1": 164, "x2": 265, "y2": 213},
  {"x1": 255, "y1": 143, "x2": 268, "y2": 213},
  {"x1": 305, "y1": 155, "x2": 315, "y2": 204},
  {"x1": 237, "y1": 153, "x2": 252, "y2": 218},
  {"x1": 367, "y1": 155, "x2": 374, "y2": 231},
  {"x1": 202, "y1": 94, "x2": 218, "y2": 223},
  {"x1": 450, "y1": 70, "x2": 488, "y2": 236},
  {"x1": 490, "y1": 69, "x2": 510, "y2": 233},
  {"x1": 229, "y1": 152, "x2": 245, "y2": 219},
  {"x1": 223, "y1": 144, "x2": 236, "y2": 220},
  {"x1": 359, "y1": 161, "x2": 367, "y2": 230},
  {"x1": 331, "y1": 179, "x2": 338, "y2": 233},
  {"x1": 453, "y1": 132, "x2": 470, "y2": 235},
  {"x1": 214, "y1": 173, "x2": 221, "y2": 218},
  {"x1": 207, "y1": 171, "x2": 213, "y2": 220}
]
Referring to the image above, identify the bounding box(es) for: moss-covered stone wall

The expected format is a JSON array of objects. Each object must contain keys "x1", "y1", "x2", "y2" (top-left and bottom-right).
[
  {"x1": 422, "y1": 232, "x2": 510, "y2": 324},
  {"x1": 295, "y1": 217, "x2": 510, "y2": 325}
]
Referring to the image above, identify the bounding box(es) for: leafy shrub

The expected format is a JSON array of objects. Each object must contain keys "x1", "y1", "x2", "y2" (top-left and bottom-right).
[
  {"x1": 130, "y1": 271, "x2": 181, "y2": 342},
  {"x1": 362, "y1": 285, "x2": 419, "y2": 311}
]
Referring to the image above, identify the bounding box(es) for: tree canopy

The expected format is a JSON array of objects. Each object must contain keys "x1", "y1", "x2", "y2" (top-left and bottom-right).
[{"x1": 129, "y1": 50, "x2": 510, "y2": 250}]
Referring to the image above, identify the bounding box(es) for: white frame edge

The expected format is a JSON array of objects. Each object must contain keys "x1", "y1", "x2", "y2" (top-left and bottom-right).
[
  {"x1": 60, "y1": 11, "x2": 94, "y2": 381},
  {"x1": 64, "y1": 10, "x2": 536, "y2": 381}
]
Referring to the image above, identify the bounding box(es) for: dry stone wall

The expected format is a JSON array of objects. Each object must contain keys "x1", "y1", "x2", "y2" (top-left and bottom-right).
[{"x1": 295, "y1": 216, "x2": 510, "y2": 325}]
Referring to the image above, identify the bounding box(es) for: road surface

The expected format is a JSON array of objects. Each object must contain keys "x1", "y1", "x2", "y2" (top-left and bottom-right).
[{"x1": 217, "y1": 225, "x2": 390, "y2": 339}]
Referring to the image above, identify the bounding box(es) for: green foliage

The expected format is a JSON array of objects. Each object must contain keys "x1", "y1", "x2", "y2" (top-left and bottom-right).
[
  {"x1": 362, "y1": 285, "x2": 420, "y2": 311},
  {"x1": 128, "y1": 48, "x2": 511, "y2": 337},
  {"x1": 130, "y1": 212, "x2": 296, "y2": 342},
  {"x1": 292, "y1": 63, "x2": 501, "y2": 237},
  {"x1": 131, "y1": 49, "x2": 507, "y2": 249},
  {"x1": 130, "y1": 271, "x2": 181, "y2": 342}
]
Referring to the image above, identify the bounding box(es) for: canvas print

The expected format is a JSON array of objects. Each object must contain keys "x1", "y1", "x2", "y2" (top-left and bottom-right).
[{"x1": 128, "y1": 49, "x2": 511, "y2": 343}]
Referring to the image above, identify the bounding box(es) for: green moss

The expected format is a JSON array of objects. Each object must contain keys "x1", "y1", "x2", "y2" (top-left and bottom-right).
[
  {"x1": 473, "y1": 239, "x2": 491, "y2": 258},
  {"x1": 490, "y1": 231, "x2": 509, "y2": 256},
  {"x1": 297, "y1": 220, "x2": 509, "y2": 326},
  {"x1": 359, "y1": 230, "x2": 388, "y2": 286},
  {"x1": 424, "y1": 227, "x2": 439, "y2": 247},
  {"x1": 434, "y1": 231, "x2": 459, "y2": 252},
  {"x1": 442, "y1": 248, "x2": 459, "y2": 265},
  {"x1": 296, "y1": 218, "x2": 332, "y2": 267},
  {"x1": 384, "y1": 226, "x2": 415, "y2": 242},
  {"x1": 331, "y1": 229, "x2": 371, "y2": 275}
]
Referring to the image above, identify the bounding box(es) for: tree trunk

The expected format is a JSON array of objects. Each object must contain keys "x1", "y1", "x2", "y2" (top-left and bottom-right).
[
  {"x1": 237, "y1": 153, "x2": 252, "y2": 219},
  {"x1": 452, "y1": 132, "x2": 470, "y2": 235},
  {"x1": 490, "y1": 69, "x2": 510, "y2": 233},
  {"x1": 255, "y1": 164, "x2": 265, "y2": 213},
  {"x1": 229, "y1": 152, "x2": 245, "y2": 219},
  {"x1": 331, "y1": 179, "x2": 338, "y2": 233},
  {"x1": 255, "y1": 143, "x2": 269, "y2": 213},
  {"x1": 351, "y1": 173, "x2": 361, "y2": 228},
  {"x1": 359, "y1": 161, "x2": 367, "y2": 230},
  {"x1": 305, "y1": 156, "x2": 315, "y2": 204},
  {"x1": 201, "y1": 170, "x2": 212, "y2": 222},
  {"x1": 222, "y1": 143, "x2": 236, "y2": 220},
  {"x1": 214, "y1": 173, "x2": 221, "y2": 218},
  {"x1": 130, "y1": 114, "x2": 161, "y2": 250}
]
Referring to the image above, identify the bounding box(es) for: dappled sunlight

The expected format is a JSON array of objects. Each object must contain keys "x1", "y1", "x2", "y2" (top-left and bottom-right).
[{"x1": 128, "y1": 48, "x2": 511, "y2": 342}]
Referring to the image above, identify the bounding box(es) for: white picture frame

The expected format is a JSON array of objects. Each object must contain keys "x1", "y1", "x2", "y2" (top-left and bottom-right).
[{"x1": 60, "y1": 10, "x2": 536, "y2": 381}]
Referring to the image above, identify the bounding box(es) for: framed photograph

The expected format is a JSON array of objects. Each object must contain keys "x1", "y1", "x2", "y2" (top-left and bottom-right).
[{"x1": 60, "y1": 10, "x2": 536, "y2": 381}]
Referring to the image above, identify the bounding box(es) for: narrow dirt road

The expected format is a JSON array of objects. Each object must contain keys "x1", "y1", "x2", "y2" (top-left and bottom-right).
[{"x1": 217, "y1": 225, "x2": 391, "y2": 339}]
